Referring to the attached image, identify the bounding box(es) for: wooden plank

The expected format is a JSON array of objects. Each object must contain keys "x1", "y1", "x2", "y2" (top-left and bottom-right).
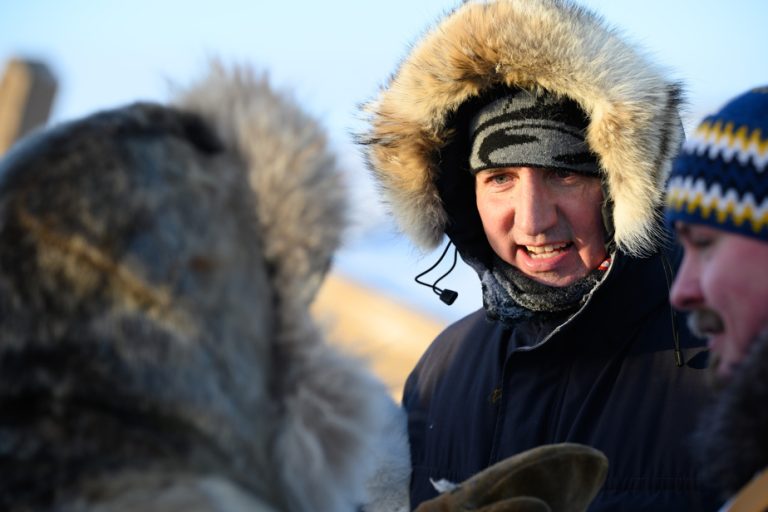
[{"x1": 0, "y1": 58, "x2": 57, "y2": 156}]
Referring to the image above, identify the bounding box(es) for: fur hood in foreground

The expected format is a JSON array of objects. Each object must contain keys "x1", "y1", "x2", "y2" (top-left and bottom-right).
[
  {"x1": 0, "y1": 65, "x2": 408, "y2": 512},
  {"x1": 361, "y1": 0, "x2": 683, "y2": 258}
]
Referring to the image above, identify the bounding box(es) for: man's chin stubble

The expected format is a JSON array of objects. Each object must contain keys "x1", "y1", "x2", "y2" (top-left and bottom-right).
[{"x1": 706, "y1": 351, "x2": 729, "y2": 392}]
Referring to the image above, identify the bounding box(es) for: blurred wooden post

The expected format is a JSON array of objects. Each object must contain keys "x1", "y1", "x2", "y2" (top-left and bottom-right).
[{"x1": 0, "y1": 58, "x2": 57, "y2": 156}]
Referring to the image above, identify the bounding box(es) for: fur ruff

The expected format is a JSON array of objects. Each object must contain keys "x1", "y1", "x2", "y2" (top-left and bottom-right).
[
  {"x1": 0, "y1": 64, "x2": 407, "y2": 511},
  {"x1": 361, "y1": 0, "x2": 683, "y2": 256}
]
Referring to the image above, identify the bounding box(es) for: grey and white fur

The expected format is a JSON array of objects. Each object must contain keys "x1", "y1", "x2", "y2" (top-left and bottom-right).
[{"x1": 0, "y1": 64, "x2": 409, "y2": 512}]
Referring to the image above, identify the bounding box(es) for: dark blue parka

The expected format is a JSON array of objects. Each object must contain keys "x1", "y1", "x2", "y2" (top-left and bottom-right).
[{"x1": 402, "y1": 248, "x2": 721, "y2": 510}]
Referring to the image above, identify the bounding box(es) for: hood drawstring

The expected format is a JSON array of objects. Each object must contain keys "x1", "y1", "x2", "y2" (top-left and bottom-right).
[
  {"x1": 660, "y1": 252, "x2": 684, "y2": 367},
  {"x1": 415, "y1": 240, "x2": 459, "y2": 305}
]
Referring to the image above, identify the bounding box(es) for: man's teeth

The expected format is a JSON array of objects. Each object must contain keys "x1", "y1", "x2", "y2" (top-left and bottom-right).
[{"x1": 525, "y1": 243, "x2": 568, "y2": 258}]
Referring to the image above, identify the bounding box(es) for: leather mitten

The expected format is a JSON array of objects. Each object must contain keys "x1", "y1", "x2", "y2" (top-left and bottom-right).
[{"x1": 413, "y1": 443, "x2": 608, "y2": 512}]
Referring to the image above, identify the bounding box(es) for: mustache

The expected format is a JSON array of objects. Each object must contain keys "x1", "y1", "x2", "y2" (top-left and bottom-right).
[{"x1": 687, "y1": 308, "x2": 725, "y2": 339}]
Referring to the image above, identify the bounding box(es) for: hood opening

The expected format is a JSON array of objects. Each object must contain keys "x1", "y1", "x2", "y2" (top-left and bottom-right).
[{"x1": 435, "y1": 85, "x2": 616, "y2": 274}]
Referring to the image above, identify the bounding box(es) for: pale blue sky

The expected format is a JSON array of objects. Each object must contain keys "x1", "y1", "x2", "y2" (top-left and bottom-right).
[
  {"x1": 2, "y1": 0, "x2": 766, "y2": 320},
  {"x1": 3, "y1": 1, "x2": 766, "y2": 137}
]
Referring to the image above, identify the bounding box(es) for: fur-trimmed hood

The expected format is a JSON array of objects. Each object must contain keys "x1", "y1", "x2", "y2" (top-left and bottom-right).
[
  {"x1": 361, "y1": 0, "x2": 683, "y2": 259},
  {"x1": 0, "y1": 65, "x2": 407, "y2": 512}
]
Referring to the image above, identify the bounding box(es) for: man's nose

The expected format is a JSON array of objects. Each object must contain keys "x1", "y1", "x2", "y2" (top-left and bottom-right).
[
  {"x1": 669, "y1": 254, "x2": 703, "y2": 311},
  {"x1": 514, "y1": 174, "x2": 557, "y2": 236}
]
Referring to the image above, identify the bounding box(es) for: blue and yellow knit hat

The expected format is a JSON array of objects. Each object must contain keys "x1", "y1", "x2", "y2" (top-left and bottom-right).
[{"x1": 666, "y1": 86, "x2": 768, "y2": 241}]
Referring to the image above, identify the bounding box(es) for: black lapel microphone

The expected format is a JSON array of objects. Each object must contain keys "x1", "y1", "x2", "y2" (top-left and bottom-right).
[{"x1": 414, "y1": 240, "x2": 459, "y2": 305}]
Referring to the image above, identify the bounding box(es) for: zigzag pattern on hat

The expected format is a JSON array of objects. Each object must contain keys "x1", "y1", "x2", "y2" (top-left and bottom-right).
[
  {"x1": 684, "y1": 121, "x2": 768, "y2": 173},
  {"x1": 666, "y1": 175, "x2": 768, "y2": 234},
  {"x1": 666, "y1": 86, "x2": 768, "y2": 241}
]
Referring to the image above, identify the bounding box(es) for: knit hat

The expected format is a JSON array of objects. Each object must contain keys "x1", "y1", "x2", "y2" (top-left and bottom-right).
[
  {"x1": 468, "y1": 89, "x2": 599, "y2": 175},
  {"x1": 666, "y1": 86, "x2": 768, "y2": 241}
]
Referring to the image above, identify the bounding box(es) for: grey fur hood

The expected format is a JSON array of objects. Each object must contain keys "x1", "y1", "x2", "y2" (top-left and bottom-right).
[
  {"x1": 361, "y1": 0, "x2": 683, "y2": 258},
  {"x1": 0, "y1": 65, "x2": 407, "y2": 512}
]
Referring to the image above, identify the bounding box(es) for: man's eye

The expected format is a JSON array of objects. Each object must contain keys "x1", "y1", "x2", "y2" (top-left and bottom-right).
[
  {"x1": 551, "y1": 168, "x2": 578, "y2": 181},
  {"x1": 482, "y1": 173, "x2": 513, "y2": 185},
  {"x1": 689, "y1": 236, "x2": 714, "y2": 249},
  {"x1": 675, "y1": 223, "x2": 720, "y2": 252}
]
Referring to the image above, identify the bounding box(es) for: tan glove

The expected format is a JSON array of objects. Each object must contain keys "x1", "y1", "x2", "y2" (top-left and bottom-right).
[{"x1": 414, "y1": 443, "x2": 608, "y2": 512}]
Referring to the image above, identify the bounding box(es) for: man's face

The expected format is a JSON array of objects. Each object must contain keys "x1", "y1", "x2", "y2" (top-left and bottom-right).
[
  {"x1": 670, "y1": 222, "x2": 768, "y2": 381},
  {"x1": 475, "y1": 166, "x2": 607, "y2": 287}
]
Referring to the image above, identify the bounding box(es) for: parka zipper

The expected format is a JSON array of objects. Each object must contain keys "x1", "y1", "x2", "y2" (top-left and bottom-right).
[{"x1": 486, "y1": 257, "x2": 617, "y2": 464}]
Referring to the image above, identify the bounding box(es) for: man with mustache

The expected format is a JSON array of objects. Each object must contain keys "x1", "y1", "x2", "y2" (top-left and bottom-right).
[{"x1": 667, "y1": 86, "x2": 768, "y2": 510}]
